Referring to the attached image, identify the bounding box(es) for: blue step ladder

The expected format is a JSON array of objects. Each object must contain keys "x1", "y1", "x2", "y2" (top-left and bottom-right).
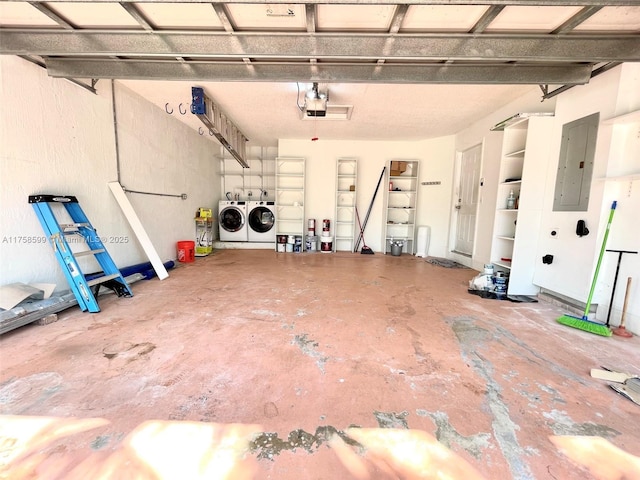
[{"x1": 29, "y1": 194, "x2": 133, "y2": 313}]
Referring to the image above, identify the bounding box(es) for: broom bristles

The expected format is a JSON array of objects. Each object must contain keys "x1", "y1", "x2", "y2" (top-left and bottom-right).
[{"x1": 557, "y1": 314, "x2": 612, "y2": 337}]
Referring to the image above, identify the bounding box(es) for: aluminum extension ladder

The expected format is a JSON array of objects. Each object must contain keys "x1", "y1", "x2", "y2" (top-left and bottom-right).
[{"x1": 29, "y1": 194, "x2": 133, "y2": 313}]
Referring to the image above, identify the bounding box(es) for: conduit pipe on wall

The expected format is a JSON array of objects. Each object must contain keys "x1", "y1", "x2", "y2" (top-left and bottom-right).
[{"x1": 110, "y1": 80, "x2": 186, "y2": 200}]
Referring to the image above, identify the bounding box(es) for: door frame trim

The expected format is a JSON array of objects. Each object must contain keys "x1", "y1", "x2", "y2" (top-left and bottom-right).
[{"x1": 449, "y1": 142, "x2": 484, "y2": 268}]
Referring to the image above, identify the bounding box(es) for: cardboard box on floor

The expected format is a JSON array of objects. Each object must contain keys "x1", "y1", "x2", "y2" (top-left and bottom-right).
[{"x1": 390, "y1": 161, "x2": 408, "y2": 177}]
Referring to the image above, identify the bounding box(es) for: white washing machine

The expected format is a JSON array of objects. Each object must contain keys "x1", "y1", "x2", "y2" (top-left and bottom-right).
[
  {"x1": 247, "y1": 201, "x2": 276, "y2": 242},
  {"x1": 218, "y1": 201, "x2": 248, "y2": 242}
]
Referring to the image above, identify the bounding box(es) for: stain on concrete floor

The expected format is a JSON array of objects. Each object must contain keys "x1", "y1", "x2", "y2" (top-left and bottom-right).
[
  {"x1": 292, "y1": 333, "x2": 328, "y2": 373},
  {"x1": 418, "y1": 409, "x2": 491, "y2": 460},
  {"x1": 543, "y1": 409, "x2": 620, "y2": 437},
  {"x1": 0, "y1": 372, "x2": 62, "y2": 414},
  {"x1": 250, "y1": 425, "x2": 361, "y2": 461},
  {"x1": 447, "y1": 316, "x2": 535, "y2": 480},
  {"x1": 102, "y1": 342, "x2": 156, "y2": 362},
  {"x1": 373, "y1": 410, "x2": 409, "y2": 429}
]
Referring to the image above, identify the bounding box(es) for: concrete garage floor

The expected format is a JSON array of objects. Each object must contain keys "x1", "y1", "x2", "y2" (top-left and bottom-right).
[{"x1": 1, "y1": 249, "x2": 639, "y2": 479}]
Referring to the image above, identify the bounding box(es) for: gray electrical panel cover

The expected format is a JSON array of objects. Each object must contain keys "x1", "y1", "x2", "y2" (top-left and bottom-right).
[{"x1": 553, "y1": 112, "x2": 599, "y2": 212}]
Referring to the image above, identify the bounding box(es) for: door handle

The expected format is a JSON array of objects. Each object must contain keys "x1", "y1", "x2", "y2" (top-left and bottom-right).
[{"x1": 455, "y1": 205, "x2": 461, "y2": 210}]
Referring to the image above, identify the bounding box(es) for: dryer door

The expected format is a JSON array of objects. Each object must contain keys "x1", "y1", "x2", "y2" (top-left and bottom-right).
[
  {"x1": 220, "y1": 207, "x2": 245, "y2": 232},
  {"x1": 249, "y1": 206, "x2": 275, "y2": 233}
]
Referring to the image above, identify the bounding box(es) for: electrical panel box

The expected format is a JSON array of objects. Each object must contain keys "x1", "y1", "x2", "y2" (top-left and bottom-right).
[{"x1": 553, "y1": 112, "x2": 599, "y2": 212}]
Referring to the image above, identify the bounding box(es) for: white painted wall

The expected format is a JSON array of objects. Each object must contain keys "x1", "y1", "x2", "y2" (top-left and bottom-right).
[
  {"x1": 414, "y1": 137, "x2": 457, "y2": 258},
  {"x1": 277, "y1": 138, "x2": 455, "y2": 256},
  {"x1": 533, "y1": 64, "x2": 640, "y2": 333},
  {"x1": 0, "y1": 56, "x2": 219, "y2": 292},
  {"x1": 453, "y1": 64, "x2": 639, "y2": 333}
]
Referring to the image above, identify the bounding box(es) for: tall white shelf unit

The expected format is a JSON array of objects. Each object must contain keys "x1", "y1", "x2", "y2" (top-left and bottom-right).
[
  {"x1": 334, "y1": 158, "x2": 358, "y2": 252},
  {"x1": 275, "y1": 157, "x2": 305, "y2": 249},
  {"x1": 383, "y1": 160, "x2": 420, "y2": 254},
  {"x1": 490, "y1": 115, "x2": 553, "y2": 295}
]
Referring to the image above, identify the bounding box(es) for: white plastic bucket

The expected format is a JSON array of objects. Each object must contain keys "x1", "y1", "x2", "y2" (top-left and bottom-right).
[{"x1": 321, "y1": 237, "x2": 333, "y2": 253}]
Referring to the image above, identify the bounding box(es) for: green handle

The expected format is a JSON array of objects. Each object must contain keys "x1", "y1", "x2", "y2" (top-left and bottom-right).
[{"x1": 583, "y1": 201, "x2": 617, "y2": 319}]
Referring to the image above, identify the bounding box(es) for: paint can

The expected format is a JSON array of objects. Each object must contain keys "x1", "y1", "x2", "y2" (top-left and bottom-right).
[
  {"x1": 287, "y1": 235, "x2": 295, "y2": 244},
  {"x1": 294, "y1": 236, "x2": 302, "y2": 253},
  {"x1": 277, "y1": 243, "x2": 286, "y2": 253},
  {"x1": 286, "y1": 243, "x2": 293, "y2": 253},
  {"x1": 277, "y1": 235, "x2": 287, "y2": 244},
  {"x1": 321, "y1": 236, "x2": 333, "y2": 253},
  {"x1": 493, "y1": 275, "x2": 508, "y2": 298},
  {"x1": 306, "y1": 235, "x2": 318, "y2": 251},
  {"x1": 308, "y1": 218, "x2": 316, "y2": 236},
  {"x1": 322, "y1": 219, "x2": 330, "y2": 232},
  {"x1": 484, "y1": 264, "x2": 494, "y2": 275},
  {"x1": 177, "y1": 240, "x2": 195, "y2": 263}
]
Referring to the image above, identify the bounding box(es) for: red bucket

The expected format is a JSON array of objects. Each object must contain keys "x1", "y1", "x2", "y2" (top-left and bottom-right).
[{"x1": 177, "y1": 240, "x2": 195, "y2": 263}]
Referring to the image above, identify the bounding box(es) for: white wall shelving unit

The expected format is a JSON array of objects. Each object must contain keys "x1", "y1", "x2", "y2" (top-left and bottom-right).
[
  {"x1": 599, "y1": 108, "x2": 640, "y2": 191},
  {"x1": 275, "y1": 157, "x2": 305, "y2": 249},
  {"x1": 220, "y1": 151, "x2": 275, "y2": 202},
  {"x1": 383, "y1": 160, "x2": 420, "y2": 254},
  {"x1": 334, "y1": 158, "x2": 358, "y2": 252},
  {"x1": 490, "y1": 116, "x2": 554, "y2": 295}
]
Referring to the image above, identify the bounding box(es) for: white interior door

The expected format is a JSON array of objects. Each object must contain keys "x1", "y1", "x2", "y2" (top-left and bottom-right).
[{"x1": 454, "y1": 144, "x2": 482, "y2": 255}]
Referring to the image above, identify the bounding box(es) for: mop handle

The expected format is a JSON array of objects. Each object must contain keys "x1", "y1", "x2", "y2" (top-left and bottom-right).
[
  {"x1": 584, "y1": 201, "x2": 617, "y2": 317},
  {"x1": 354, "y1": 167, "x2": 386, "y2": 252},
  {"x1": 621, "y1": 277, "x2": 632, "y2": 327}
]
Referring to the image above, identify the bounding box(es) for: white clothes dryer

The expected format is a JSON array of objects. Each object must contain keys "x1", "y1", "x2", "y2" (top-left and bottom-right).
[
  {"x1": 247, "y1": 201, "x2": 276, "y2": 242},
  {"x1": 218, "y1": 201, "x2": 248, "y2": 242}
]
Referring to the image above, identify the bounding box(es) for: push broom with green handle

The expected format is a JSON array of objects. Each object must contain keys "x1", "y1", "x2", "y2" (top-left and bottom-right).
[{"x1": 557, "y1": 201, "x2": 617, "y2": 337}]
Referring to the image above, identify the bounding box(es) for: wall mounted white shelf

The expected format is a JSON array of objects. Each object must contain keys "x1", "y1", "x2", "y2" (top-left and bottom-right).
[
  {"x1": 601, "y1": 109, "x2": 640, "y2": 125},
  {"x1": 334, "y1": 158, "x2": 358, "y2": 252},
  {"x1": 220, "y1": 152, "x2": 275, "y2": 202},
  {"x1": 383, "y1": 160, "x2": 420, "y2": 255},
  {"x1": 275, "y1": 157, "x2": 305, "y2": 248},
  {"x1": 489, "y1": 115, "x2": 554, "y2": 295}
]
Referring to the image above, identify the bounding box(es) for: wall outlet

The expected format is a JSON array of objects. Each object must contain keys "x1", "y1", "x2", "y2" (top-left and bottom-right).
[{"x1": 550, "y1": 228, "x2": 559, "y2": 238}]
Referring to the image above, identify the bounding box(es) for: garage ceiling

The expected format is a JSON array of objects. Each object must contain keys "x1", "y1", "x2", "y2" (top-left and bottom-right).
[{"x1": 1, "y1": 1, "x2": 639, "y2": 146}]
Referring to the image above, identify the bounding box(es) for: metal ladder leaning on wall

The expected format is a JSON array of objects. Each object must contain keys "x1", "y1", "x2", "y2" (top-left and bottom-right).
[{"x1": 29, "y1": 195, "x2": 133, "y2": 313}]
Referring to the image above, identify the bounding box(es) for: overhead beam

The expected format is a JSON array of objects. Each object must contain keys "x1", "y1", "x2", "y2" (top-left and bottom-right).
[
  {"x1": 470, "y1": 5, "x2": 505, "y2": 34},
  {"x1": 305, "y1": 4, "x2": 316, "y2": 33},
  {"x1": 388, "y1": 5, "x2": 409, "y2": 34},
  {"x1": 2, "y1": 31, "x2": 639, "y2": 62},
  {"x1": 551, "y1": 5, "x2": 602, "y2": 34},
  {"x1": 13, "y1": 1, "x2": 640, "y2": 6},
  {"x1": 211, "y1": 3, "x2": 235, "y2": 33},
  {"x1": 19, "y1": 54, "x2": 98, "y2": 94},
  {"x1": 27, "y1": 2, "x2": 76, "y2": 29},
  {"x1": 119, "y1": 3, "x2": 154, "y2": 31},
  {"x1": 44, "y1": 58, "x2": 593, "y2": 84}
]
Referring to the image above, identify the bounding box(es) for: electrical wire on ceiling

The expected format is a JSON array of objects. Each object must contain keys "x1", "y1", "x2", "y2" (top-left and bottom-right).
[
  {"x1": 295, "y1": 82, "x2": 323, "y2": 139},
  {"x1": 296, "y1": 82, "x2": 305, "y2": 113}
]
